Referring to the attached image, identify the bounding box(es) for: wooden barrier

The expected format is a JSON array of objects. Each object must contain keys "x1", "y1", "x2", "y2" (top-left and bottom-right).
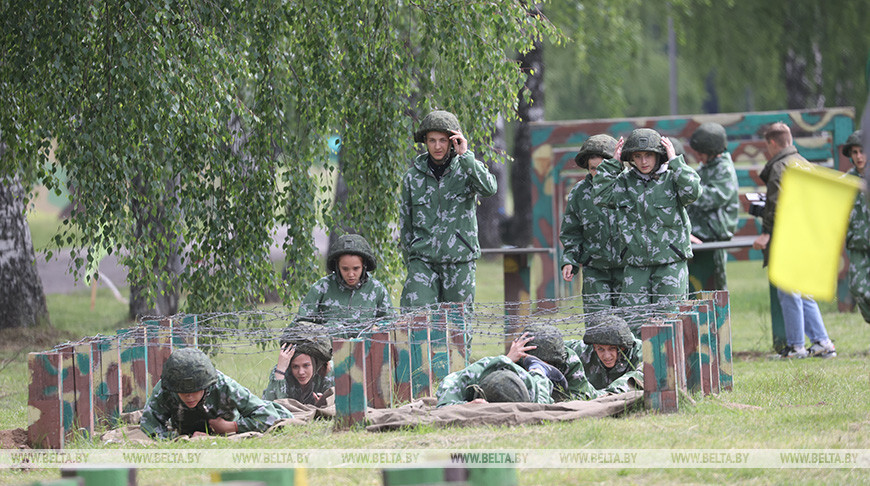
[
  {"x1": 27, "y1": 319, "x2": 194, "y2": 449},
  {"x1": 334, "y1": 305, "x2": 469, "y2": 428},
  {"x1": 641, "y1": 322, "x2": 679, "y2": 413}
]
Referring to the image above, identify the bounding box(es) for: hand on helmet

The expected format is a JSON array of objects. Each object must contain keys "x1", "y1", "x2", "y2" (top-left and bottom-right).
[
  {"x1": 613, "y1": 137, "x2": 625, "y2": 161},
  {"x1": 448, "y1": 130, "x2": 468, "y2": 156},
  {"x1": 506, "y1": 332, "x2": 537, "y2": 362},
  {"x1": 662, "y1": 136, "x2": 676, "y2": 161}
]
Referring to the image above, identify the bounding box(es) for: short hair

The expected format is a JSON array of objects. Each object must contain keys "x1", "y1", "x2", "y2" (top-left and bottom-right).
[{"x1": 764, "y1": 122, "x2": 793, "y2": 147}]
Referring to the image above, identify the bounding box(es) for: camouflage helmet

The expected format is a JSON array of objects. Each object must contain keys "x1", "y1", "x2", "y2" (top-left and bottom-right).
[
  {"x1": 280, "y1": 322, "x2": 333, "y2": 364},
  {"x1": 842, "y1": 130, "x2": 863, "y2": 157},
  {"x1": 160, "y1": 348, "x2": 218, "y2": 394},
  {"x1": 524, "y1": 323, "x2": 567, "y2": 369},
  {"x1": 475, "y1": 369, "x2": 530, "y2": 403},
  {"x1": 326, "y1": 234, "x2": 377, "y2": 273},
  {"x1": 575, "y1": 134, "x2": 618, "y2": 169},
  {"x1": 621, "y1": 128, "x2": 668, "y2": 166},
  {"x1": 583, "y1": 315, "x2": 634, "y2": 349},
  {"x1": 689, "y1": 122, "x2": 728, "y2": 155},
  {"x1": 414, "y1": 110, "x2": 462, "y2": 143}
]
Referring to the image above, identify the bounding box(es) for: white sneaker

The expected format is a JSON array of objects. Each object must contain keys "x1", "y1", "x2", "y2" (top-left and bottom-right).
[
  {"x1": 780, "y1": 345, "x2": 808, "y2": 359},
  {"x1": 808, "y1": 339, "x2": 837, "y2": 358}
]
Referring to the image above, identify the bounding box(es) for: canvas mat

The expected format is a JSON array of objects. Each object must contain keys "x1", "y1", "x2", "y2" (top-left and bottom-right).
[{"x1": 100, "y1": 391, "x2": 643, "y2": 444}]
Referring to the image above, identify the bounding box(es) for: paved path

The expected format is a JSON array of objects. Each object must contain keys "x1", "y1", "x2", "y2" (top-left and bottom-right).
[{"x1": 36, "y1": 227, "x2": 329, "y2": 294}]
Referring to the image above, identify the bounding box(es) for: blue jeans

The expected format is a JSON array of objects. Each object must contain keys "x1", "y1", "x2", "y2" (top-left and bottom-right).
[{"x1": 776, "y1": 287, "x2": 830, "y2": 348}]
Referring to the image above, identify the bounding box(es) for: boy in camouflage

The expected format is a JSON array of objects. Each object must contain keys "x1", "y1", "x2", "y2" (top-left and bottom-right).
[
  {"x1": 686, "y1": 122, "x2": 739, "y2": 290},
  {"x1": 263, "y1": 323, "x2": 335, "y2": 406},
  {"x1": 400, "y1": 110, "x2": 497, "y2": 309},
  {"x1": 593, "y1": 128, "x2": 701, "y2": 309},
  {"x1": 560, "y1": 134, "x2": 625, "y2": 312},
  {"x1": 140, "y1": 348, "x2": 292, "y2": 439},
  {"x1": 297, "y1": 234, "x2": 392, "y2": 338},
  {"x1": 842, "y1": 130, "x2": 870, "y2": 329},
  {"x1": 565, "y1": 316, "x2": 643, "y2": 397}
]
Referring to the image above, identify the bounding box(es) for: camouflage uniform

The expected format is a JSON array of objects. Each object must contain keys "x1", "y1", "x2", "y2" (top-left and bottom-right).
[
  {"x1": 400, "y1": 112, "x2": 497, "y2": 308},
  {"x1": 140, "y1": 371, "x2": 292, "y2": 439},
  {"x1": 845, "y1": 167, "x2": 870, "y2": 322},
  {"x1": 593, "y1": 130, "x2": 701, "y2": 308},
  {"x1": 297, "y1": 273, "x2": 392, "y2": 337},
  {"x1": 565, "y1": 338, "x2": 643, "y2": 395},
  {"x1": 686, "y1": 152, "x2": 739, "y2": 289},
  {"x1": 434, "y1": 355, "x2": 554, "y2": 407},
  {"x1": 262, "y1": 324, "x2": 335, "y2": 404},
  {"x1": 560, "y1": 135, "x2": 625, "y2": 312},
  {"x1": 524, "y1": 323, "x2": 604, "y2": 401}
]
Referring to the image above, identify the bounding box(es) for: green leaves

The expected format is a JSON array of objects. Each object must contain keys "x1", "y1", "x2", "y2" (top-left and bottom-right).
[{"x1": 4, "y1": 0, "x2": 555, "y2": 315}]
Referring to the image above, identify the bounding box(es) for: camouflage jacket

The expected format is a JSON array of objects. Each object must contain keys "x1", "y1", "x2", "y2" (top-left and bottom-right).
[
  {"x1": 262, "y1": 366, "x2": 334, "y2": 404},
  {"x1": 560, "y1": 174, "x2": 625, "y2": 271},
  {"x1": 401, "y1": 152, "x2": 497, "y2": 263},
  {"x1": 434, "y1": 355, "x2": 553, "y2": 407},
  {"x1": 140, "y1": 371, "x2": 292, "y2": 439},
  {"x1": 297, "y1": 273, "x2": 393, "y2": 334},
  {"x1": 565, "y1": 338, "x2": 643, "y2": 394},
  {"x1": 561, "y1": 346, "x2": 608, "y2": 400},
  {"x1": 593, "y1": 155, "x2": 701, "y2": 266},
  {"x1": 846, "y1": 167, "x2": 870, "y2": 251},
  {"x1": 687, "y1": 152, "x2": 739, "y2": 242},
  {"x1": 759, "y1": 146, "x2": 809, "y2": 265}
]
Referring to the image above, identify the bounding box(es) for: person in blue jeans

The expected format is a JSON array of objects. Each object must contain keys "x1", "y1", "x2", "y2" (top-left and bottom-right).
[{"x1": 752, "y1": 122, "x2": 836, "y2": 358}]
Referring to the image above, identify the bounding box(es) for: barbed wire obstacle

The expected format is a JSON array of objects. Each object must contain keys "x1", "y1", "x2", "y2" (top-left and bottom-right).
[{"x1": 26, "y1": 291, "x2": 732, "y2": 445}]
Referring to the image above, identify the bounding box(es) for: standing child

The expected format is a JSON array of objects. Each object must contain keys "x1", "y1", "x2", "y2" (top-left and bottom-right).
[
  {"x1": 687, "y1": 122, "x2": 739, "y2": 290},
  {"x1": 842, "y1": 130, "x2": 870, "y2": 340},
  {"x1": 560, "y1": 134, "x2": 625, "y2": 312},
  {"x1": 592, "y1": 128, "x2": 701, "y2": 309}
]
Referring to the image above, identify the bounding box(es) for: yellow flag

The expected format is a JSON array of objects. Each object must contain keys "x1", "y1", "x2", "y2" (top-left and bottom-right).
[{"x1": 769, "y1": 163, "x2": 863, "y2": 300}]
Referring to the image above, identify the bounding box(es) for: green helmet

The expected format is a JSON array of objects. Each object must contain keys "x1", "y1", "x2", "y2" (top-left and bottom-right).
[
  {"x1": 327, "y1": 234, "x2": 377, "y2": 273},
  {"x1": 160, "y1": 348, "x2": 218, "y2": 394},
  {"x1": 414, "y1": 110, "x2": 462, "y2": 143},
  {"x1": 583, "y1": 315, "x2": 634, "y2": 349},
  {"x1": 280, "y1": 322, "x2": 333, "y2": 364},
  {"x1": 621, "y1": 128, "x2": 667, "y2": 166},
  {"x1": 689, "y1": 122, "x2": 727, "y2": 155},
  {"x1": 475, "y1": 369, "x2": 530, "y2": 403},
  {"x1": 842, "y1": 130, "x2": 863, "y2": 158},
  {"x1": 524, "y1": 323, "x2": 567, "y2": 369},
  {"x1": 575, "y1": 134, "x2": 618, "y2": 169}
]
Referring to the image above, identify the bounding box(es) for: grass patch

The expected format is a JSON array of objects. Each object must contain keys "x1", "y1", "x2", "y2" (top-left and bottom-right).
[{"x1": 3, "y1": 261, "x2": 870, "y2": 485}]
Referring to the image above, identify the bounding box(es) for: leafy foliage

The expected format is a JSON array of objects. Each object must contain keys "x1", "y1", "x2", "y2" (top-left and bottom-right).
[{"x1": 1, "y1": 0, "x2": 557, "y2": 313}]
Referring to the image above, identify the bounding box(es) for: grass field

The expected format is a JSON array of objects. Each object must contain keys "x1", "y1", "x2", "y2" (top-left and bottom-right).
[{"x1": 2, "y1": 259, "x2": 870, "y2": 485}]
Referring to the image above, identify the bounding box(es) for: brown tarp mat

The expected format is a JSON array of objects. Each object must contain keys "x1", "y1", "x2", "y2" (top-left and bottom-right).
[{"x1": 100, "y1": 392, "x2": 642, "y2": 444}]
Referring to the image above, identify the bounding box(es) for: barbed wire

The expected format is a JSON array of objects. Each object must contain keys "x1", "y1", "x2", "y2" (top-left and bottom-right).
[{"x1": 39, "y1": 291, "x2": 722, "y2": 356}]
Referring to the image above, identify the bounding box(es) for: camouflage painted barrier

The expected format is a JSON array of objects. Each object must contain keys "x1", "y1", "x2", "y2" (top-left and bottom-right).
[
  {"x1": 643, "y1": 291, "x2": 733, "y2": 412},
  {"x1": 333, "y1": 304, "x2": 469, "y2": 429},
  {"x1": 530, "y1": 108, "x2": 855, "y2": 347},
  {"x1": 27, "y1": 318, "x2": 195, "y2": 448}
]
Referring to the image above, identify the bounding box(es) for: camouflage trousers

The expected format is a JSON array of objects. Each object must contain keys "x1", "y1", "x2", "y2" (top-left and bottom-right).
[
  {"x1": 401, "y1": 259, "x2": 476, "y2": 309},
  {"x1": 618, "y1": 261, "x2": 688, "y2": 311},
  {"x1": 581, "y1": 265, "x2": 624, "y2": 313},
  {"x1": 848, "y1": 249, "x2": 870, "y2": 323}
]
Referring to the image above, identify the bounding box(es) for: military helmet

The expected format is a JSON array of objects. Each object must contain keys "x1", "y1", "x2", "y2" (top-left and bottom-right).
[
  {"x1": 476, "y1": 369, "x2": 530, "y2": 403},
  {"x1": 689, "y1": 122, "x2": 728, "y2": 155},
  {"x1": 621, "y1": 128, "x2": 668, "y2": 165},
  {"x1": 160, "y1": 348, "x2": 219, "y2": 394},
  {"x1": 524, "y1": 323, "x2": 567, "y2": 369},
  {"x1": 414, "y1": 110, "x2": 462, "y2": 143},
  {"x1": 842, "y1": 130, "x2": 863, "y2": 158},
  {"x1": 280, "y1": 322, "x2": 333, "y2": 364},
  {"x1": 583, "y1": 315, "x2": 634, "y2": 349},
  {"x1": 575, "y1": 134, "x2": 618, "y2": 169},
  {"x1": 326, "y1": 234, "x2": 377, "y2": 273}
]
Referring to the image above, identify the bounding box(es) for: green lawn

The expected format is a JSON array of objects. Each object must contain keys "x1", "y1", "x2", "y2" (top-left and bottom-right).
[{"x1": 2, "y1": 260, "x2": 870, "y2": 485}]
